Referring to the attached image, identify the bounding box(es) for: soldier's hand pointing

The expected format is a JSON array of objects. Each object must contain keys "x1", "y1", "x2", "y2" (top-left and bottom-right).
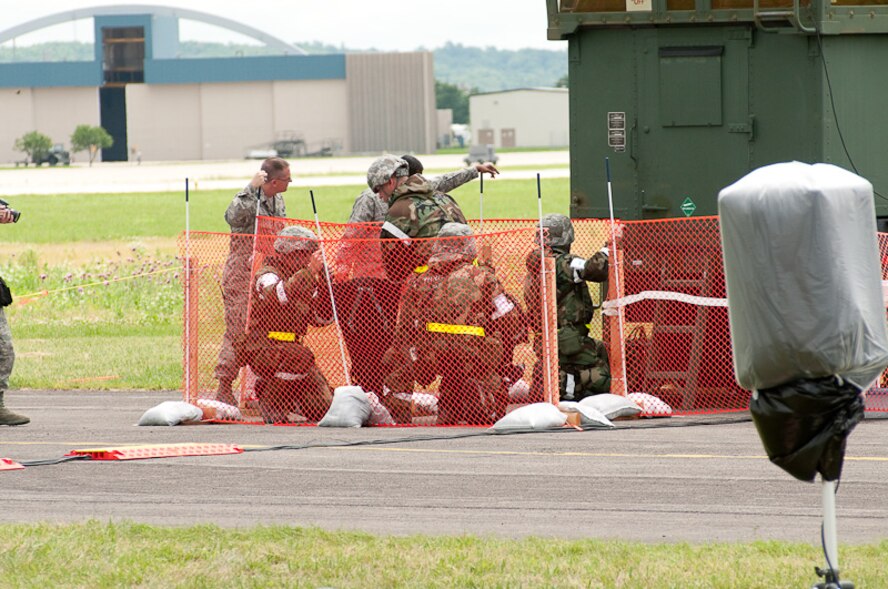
[{"x1": 474, "y1": 162, "x2": 499, "y2": 178}]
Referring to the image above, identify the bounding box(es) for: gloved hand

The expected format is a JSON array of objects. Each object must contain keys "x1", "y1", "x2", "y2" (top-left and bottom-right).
[{"x1": 250, "y1": 170, "x2": 268, "y2": 189}]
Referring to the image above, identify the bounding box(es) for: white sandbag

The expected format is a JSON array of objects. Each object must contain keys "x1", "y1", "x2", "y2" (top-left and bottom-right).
[
  {"x1": 391, "y1": 392, "x2": 440, "y2": 416},
  {"x1": 492, "y1": 402, "x2": 567, "y2": 431},
  {"x1": 579, "y1": 393, "x2": 641, "y2": 420},
  {"x1": 627, "y1": 392, "x2": 673, "y2": 417},
  {"x1": 317, "y1": 386, "x2": 370, "y2": 428},
  {"x1": 196, "y1": 399, "x2": 243, "y2": 421},
  {"x1": 558, "y1": 401, "x2": 614, "y2": 429},
  {"x1": 365, "y1": 391, "x2": 395, "y2": 426},
  {"x1": 719, "y1": 162, "x2": 888, "y2": 390},
  {"x1": 138, "y1": 401, "x2": 203, "y2": 426}
]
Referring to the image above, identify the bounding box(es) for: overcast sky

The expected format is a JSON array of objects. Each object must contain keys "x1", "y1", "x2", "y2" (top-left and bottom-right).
[{"x1": 0, "y1": 1, "x2": 565, "y2": 52}]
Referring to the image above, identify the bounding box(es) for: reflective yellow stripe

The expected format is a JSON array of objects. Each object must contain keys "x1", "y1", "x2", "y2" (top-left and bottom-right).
[
  {"x1": 414, "y1": 265, "x2": 429, "y2": 274},
  {"x1": 267, "y1": 331, "x2": 296, "y2": 342},
  {"x1": 426, "y1": 322, "x2": 485, "y2": 337}
]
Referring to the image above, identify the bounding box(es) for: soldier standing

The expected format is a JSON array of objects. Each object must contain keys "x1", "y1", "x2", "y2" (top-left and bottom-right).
[
  {"x1": 0, "y1": 204, "x2": 28, "y2": 426},
  {"x1": 346, "y1": 154, "x2": 497, "y2": 224},
  {"x1": 234, "y1": 226, "x2": 333, "y2": 424},
  {"x1": 524, "y1": 213, "x2": 611, "y2": 401},
  {"x1": 214, "y1": 158, "x2": 291, "y2": 406},
  {"x1": 380, "y1": 165, "x2": 470, "y2": 283}
]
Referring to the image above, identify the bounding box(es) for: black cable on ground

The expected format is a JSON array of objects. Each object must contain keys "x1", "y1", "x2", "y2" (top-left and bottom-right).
[
  {"x1": 18, "y1": 454, "x2": 92, "y2": 468},
  {"x1": 242, "y1": 413, "x2": 755, "y2": 454}
]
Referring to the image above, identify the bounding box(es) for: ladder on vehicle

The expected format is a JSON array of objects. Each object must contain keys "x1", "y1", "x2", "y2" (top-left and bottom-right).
[{"x1": 643, "y1": 255, "x2": 711, "y2": 410}]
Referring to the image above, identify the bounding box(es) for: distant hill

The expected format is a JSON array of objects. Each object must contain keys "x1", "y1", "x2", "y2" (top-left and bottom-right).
[{"x1": 0, "y1": 40, "x2": 567, "y2": 93}]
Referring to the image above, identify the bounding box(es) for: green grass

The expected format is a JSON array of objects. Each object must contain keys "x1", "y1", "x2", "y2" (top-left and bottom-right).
[
  {"x1": 1, "y1": 177, "x2": 569, "y2": 390},
  {"x1": 0, "y1": 522, "x2": 884, "y2": 588},
  {"x1": 3, "y1": 177, "x2": 569, "y2": 243}
]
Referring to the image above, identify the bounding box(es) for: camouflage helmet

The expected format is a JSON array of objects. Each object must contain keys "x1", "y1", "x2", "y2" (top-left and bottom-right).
[
  {"x1": 367, "y1": 154, "x2": 409, "y2": 191},
  {"x1": 540, "y1": 213, "x2": 575, "y2": 249},
  {"x1": 274, "y1": 225, "x2": 318, "y2": 255},
  {"x1": 431, "y1": 222, "x2": 476, "y2": 261}
]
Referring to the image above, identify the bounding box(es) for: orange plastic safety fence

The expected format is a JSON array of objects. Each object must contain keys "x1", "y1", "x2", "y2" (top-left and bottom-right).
[
  {"x1": 870, "y1": 233, "x2": 888, "y2": 412},
  {"x1": 600, "y1": 216, "x2": 746, "y2": 414},
  {"x1": 178, "y1": 220, "x2": 559, "y2": 426}
]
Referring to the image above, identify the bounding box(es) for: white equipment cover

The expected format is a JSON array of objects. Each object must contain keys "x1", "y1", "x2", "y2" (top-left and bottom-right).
[{"x1": 718, "y1": 162, "x2": 888, "y2": 390}]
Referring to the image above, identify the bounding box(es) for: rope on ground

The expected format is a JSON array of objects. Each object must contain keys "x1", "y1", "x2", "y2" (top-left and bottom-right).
[{"x1": 15, "y1": 267, "x2": 177, "y2": 303}]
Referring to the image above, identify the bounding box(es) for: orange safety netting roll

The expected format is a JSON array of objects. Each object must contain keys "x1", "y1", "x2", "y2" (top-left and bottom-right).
[{"x1": 178, "y1": 218, "x2": 560, "y2": 425}]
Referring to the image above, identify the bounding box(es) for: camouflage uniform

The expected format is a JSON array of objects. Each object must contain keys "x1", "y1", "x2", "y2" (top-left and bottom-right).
[
  {"x1": 347, "y1": 167, "x2": 481, "y2": 223},
  {"x1": 214, "y1": 183, "x2": 287, "y2": 391},
  {"x1": 0, "y1": 269, "x2": 28, "y2": 424},
  {"x1": 380, "y1": 174, "x2": 468, "y2": 283},
  {"x1": 234, "y1": 228, "x2": 332, "y2": 424},
  {"x1": 383, "y1": 224, "x2": 522, "y2": 425},
  {"x1": 524, "y1": 214, "x2": 611, "y2": 401}
]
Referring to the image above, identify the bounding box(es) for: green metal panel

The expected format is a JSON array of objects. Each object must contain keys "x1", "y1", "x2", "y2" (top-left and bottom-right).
[{"x1": 563, "y1": 18, "x2": 888, "y2": 220}]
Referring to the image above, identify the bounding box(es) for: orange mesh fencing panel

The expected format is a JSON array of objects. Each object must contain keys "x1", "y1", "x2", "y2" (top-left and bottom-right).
[
  {"x1": 870, "y1": 233, "x2": 888, "y2": 412},
  {"x1": 602, "y1": 217, "x2": 749, "y2": 414},
  {"x1": 179, "y1": 220, "x2": 559, "y2": 426}
]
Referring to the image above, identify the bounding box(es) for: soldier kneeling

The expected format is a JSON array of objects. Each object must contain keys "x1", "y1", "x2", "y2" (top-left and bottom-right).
[
  {"x1": 382, "y1": 223, "x2": 524, "y2": 425},
  {"x1": 524, "y1": 213, "x2": 611, "y2": 402},
  {"x1": 235, "y1": 225, "x2": 333, "y2": 423}
]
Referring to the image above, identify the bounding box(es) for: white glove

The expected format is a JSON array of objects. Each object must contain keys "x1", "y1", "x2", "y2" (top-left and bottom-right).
[{"x1": 507, "y1": 378, "x2": 530, "y2": 400}]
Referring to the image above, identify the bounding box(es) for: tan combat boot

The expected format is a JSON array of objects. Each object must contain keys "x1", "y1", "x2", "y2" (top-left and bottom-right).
[{"x1": 0, "y1": 391, "x2": 29, "y2": 426}]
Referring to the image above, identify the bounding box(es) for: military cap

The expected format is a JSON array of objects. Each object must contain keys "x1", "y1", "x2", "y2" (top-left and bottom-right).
[
  {"x1": 367, "y1": 154, "x2": 409, "y2": 190},
  {"x1": 274, "y1": 225, "x2": 319, "y2": 255},
  {"x1": 540, "y1": 213, "x2": 575, "y2": 249}
]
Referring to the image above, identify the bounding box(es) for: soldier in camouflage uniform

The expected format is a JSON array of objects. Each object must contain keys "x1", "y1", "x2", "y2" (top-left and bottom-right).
[
  {"x1": 524, "y1": 213, "x2": 611, "y2": 402},
  {"x1": 380, "y1": 166, "x2": 470, "y2": 283},
  {"x1": 382, "y1": 223, "x2": 524, "y2": 425},
  {"x1": 234, "y1": 225, "x2": 333, "y2": 424},
  {"x1": 215, "y1": 158, "x2": 291, "y2": 406},
  {"x1": 0, "y1": 205, "x2": 28, "y2": 425},
  {"x1": 346, "y1": 154, "x2": 498, "y2": 224}
]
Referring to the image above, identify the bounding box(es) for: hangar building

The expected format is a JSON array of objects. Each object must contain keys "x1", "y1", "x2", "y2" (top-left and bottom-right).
[
  {"x1": 0, "y1": 5, "x2": 437, "y2": 163},
  {"x1": 469, "y1": 88, "x2": 569, "y2": 149}
]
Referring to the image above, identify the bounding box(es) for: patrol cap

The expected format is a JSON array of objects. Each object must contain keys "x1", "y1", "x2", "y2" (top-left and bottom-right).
[
  {"x1": 367, "y1": 154, "x2": 409, "y2": 190},
  {"x1": 432, "y1": 222, "x2": 477, "y2": 260},
  {"x1": 274, "y1": 225, "x2": 319, "y2": 255},
  {"x1": 539, "y1": 213, "x2": 575, "y2": 248}
]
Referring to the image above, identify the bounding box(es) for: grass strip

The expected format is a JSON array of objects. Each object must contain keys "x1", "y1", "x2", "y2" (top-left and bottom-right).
[{"x1": 0, "y1": 522, "x2": 884, "y2": 588}]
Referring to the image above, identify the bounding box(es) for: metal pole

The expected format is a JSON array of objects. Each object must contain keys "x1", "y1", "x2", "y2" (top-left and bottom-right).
[
  {"x1": 822, "y1": 478, "x2": 840, "y2": 575},
  {"x1": 184, "y1": 177, "x2": 191, "y2": 402},
  {"x1": 536, "y1": 173, "x2": 554, "y2": 402},
  {"x1": 310, "y1": 190, "x2": 352, "y2": 387},
  {"x1": 479, "y1": 173, "x2": 484, "y2": 233},
  {"x1": 605, "y1": 158, "x2": 629, "y2": 396}
]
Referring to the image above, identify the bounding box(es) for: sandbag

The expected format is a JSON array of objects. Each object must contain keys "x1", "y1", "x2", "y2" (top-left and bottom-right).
[
  {"x1": 365, "y1": 391, "x2": 395, "y2": 426},
  {"x1": 719, "y1": 162, "x2": 888, "y2": 390},
  {"x1": 317, "y1": 386, "x2": 370, "y2": 428},
  {"x1": 492, "y1": 402, "x2": 567, "y2": 431},
  {"x1": 138, "y1": 401, "x2": 203, "y2": 426},
  {"x1": 627, "y1": 392, "x2": 673, "y2": 417},
  {"x1": 558, "y1": 401, "x2": 614, "y2": 429},
  {"x1": 196, "y1": 399, "x2": 243, "y2": 421},
  {"x1": 579, "y1": 393, "x2": 641, "y2": 420}
]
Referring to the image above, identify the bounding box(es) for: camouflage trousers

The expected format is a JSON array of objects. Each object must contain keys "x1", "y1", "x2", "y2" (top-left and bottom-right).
[
  {"x1": 235, "y1": 336, "x2": 333, "y2": 423},
  {"x1": 382, "y1": 338, "x2": 507, "y2": 425},
  {"x1": 557, "y1": 326, "x2": 611, "y2": 401},
  {"x1": 530, "y1": 326, "x2": 611, "y2": 402},
  {"x1": 0, "y1": 308, "x2": 14, "y2": 391},
  {"x1": 214, "y1": 255, "x2": 250, "y2": 384}
]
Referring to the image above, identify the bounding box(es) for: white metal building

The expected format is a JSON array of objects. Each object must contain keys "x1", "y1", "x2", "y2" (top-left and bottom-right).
[{"x1": 469, "y1": 88, "x2": 569, "y2": 149}]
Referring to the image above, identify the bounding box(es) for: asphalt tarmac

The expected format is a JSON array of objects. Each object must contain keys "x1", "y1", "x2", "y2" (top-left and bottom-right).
[{"x1": 1, "y1": 390, "x2": 886, "y2": 544}]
